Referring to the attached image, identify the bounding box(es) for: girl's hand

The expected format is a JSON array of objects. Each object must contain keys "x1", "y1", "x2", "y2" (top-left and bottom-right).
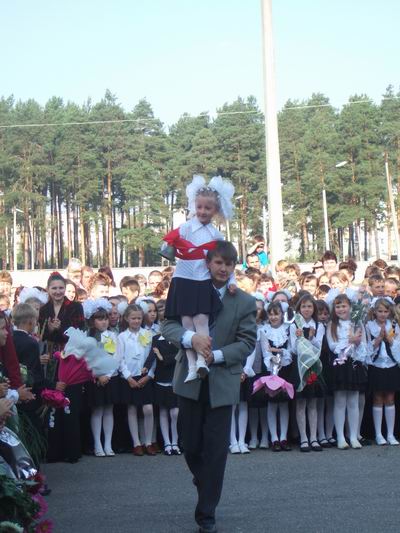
[
  {"x1": 141, "y1": 367, "x2": 148, "y2": 376},
  {"x1": 271, "y1": 355, "x2": 280, "y2": 365},
  {"x1": 240, "y1": 372, "x2": 247, "y2": 383},
  {"x1": 48, "y1": 318, "x2": 61, "y2": 332},
  {"x1": 0, "y1": 398, "x2": 13, "y2": 418},
  {"x1": 309, "y1": 328, "x2": 315, "y2": 340},
  {"x1": 40, "y1": 354, "x2": 50, "y2": 365},
  {"x1": 128, "y1": 377, "x2": 138, "y2": 389},
  {"x1": 350, "y1": 329, "x2": 362, "y2": 346},
  {"x1": 98, "y1": 375, "x2": 110, "y2": 386},
  {"x1": 153, "y1": 347, "x2": 163, "y2": 361},
  {"x1": 55, "y1": 381, "x2": 66, "y2": 391},
  {"x1": 295, "y1": 329, "x2": 303, "y2": 337},
  {"x1": 228, "y1": 284, "x2": 237, "y2": 295}
]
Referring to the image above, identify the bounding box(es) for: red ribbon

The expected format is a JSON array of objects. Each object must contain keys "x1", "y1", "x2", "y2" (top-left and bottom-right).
[{"x1": 163, "y1": 228, "x2": 218, "y2": 260}]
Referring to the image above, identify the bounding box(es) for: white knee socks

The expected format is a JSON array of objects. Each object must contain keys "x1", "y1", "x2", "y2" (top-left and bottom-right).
[
  {"x1": 373, "y1": 405, "x2": 385, "y2": 444},
  {"x1": 385, "y1": 404, "x2": 398, "y2": 444},
  {"x1": 159, "y1": 407, "x2": 171, "y2": 446}
]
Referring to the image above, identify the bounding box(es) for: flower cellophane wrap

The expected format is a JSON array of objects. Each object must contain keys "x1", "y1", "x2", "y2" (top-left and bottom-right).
[
  {"x1": 294, "y1": 313, "x2": 322, "y2": 392},
  {"x1": 252, "y1": 352, "x2": 294, "y2": 400},
  {"x1": 63, "y1": 327, "x2": 119, "y2": 377}
]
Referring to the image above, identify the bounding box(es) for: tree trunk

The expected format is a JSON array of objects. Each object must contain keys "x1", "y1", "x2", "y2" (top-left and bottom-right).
[
  {"x1": 387, "y1": 220, "x2": 392, "y2": 260},
  {"x1": 66, "y1": 198, "x2": 72, "y2": 260},
  {"x1": 80, "y1": 206, "x2": 86, "y2": 264},
  {"x1": 364, "y1": 219, "x2": 368, "y2": 261},
  {"x1": 57, "y1": 193, "x2": 64, "y2": 268},
  {"x1": 374, "y1": 225, "x2": 380, "y2": 259}
]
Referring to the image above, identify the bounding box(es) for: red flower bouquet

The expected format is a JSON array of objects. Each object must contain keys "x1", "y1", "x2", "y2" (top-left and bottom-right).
[
  {"x1": 306, "y1": 371, "x2": 318, "y2": 385},
  {"x1": 40, "y1": 389, "x2": 70, "y2": 409}
]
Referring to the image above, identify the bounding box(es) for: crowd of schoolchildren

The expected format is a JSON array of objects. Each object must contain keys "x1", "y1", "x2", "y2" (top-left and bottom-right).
[{"x1": 2, "y1": 247, "x2": 400, "y2": 477}]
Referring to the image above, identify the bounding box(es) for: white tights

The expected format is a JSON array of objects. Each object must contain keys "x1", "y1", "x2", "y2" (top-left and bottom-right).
[
  {"x1": 267, "y1": 402, "x2": 289, "y2": 442},
  {"x1": 248, "y1": 407, "x2": 268, "y2": 446},
  {"x1": 296, "y1": 398, "x2": 318, "y2": 445},
  {"x1": 127, "y1": 404, "x2": 154, "y2": 447},
  {"x1": 334, "y1": 390, "x2": 359, "y2": 446},
  {"x1": 317, "y1": 397, "x2": 335, "y2": 441},
  {"x1": 230, "y1": 402, "x2": 248, "y2": 446},
  {"x1": 91, "y1": 405, "x2": 114, "y2": 453},
  {"x1": 182, "y1": 314, "x2": 209, "y2": 370},
  {"x1": 159, "y1": 407, "x2": 179, "y2": 446}
]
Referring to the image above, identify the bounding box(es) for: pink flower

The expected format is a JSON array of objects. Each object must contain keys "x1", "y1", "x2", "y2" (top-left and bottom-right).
[
  {"x1": 35, "y1": 519, "x2": 54, "y2": 533},
  {"x1": 32, "y1": 493, "x2": 48, "y2": 520},
  {"x1": 41, "y1": 389, "x2": 70, "y2": 409},
  {"x1": 27, "y1": 472, "x2": 46, "y2": 494}
]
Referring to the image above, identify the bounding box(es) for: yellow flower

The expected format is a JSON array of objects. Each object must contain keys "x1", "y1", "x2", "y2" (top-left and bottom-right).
[
  {"x1": 138, "y1": 331, "x2": 151, "y2": 347},
  {"x1": 103, "y1": 338, "x2": 116, "y2": 354}
]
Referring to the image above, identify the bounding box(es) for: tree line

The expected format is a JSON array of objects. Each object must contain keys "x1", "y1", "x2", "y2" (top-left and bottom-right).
[{"x1": 0, "y1": 85, "x2": 399, "y2": 269}]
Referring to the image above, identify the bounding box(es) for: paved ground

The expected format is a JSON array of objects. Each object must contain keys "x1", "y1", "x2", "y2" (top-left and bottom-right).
[{"x1": 45, "y1": 444, "x2": 400, "y2": 533}]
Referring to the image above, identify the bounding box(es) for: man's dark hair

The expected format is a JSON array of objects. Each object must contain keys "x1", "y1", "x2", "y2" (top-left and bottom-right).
[
  {"x1": 207, "y1": 241, "x2": 238, "y2": 265},
  {"x1": 246, "y1": 253, "x2": 259, "y2": 261},
  {"x1": 321, "y1": 251, "x2": 337, "y2": 264}
]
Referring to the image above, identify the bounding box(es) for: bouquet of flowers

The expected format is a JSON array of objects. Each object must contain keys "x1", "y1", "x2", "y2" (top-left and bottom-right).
[{"x1": 39, "y1": 389, "x2": 70, "y2": 428}]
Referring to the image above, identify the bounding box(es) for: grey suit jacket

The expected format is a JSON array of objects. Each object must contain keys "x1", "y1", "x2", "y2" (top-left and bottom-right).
[{"x1": 162, "y1": 288, "x2": 257, "y2": 408}]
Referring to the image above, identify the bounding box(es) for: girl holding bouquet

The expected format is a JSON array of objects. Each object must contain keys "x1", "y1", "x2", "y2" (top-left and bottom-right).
[
  {"x1": 365, "y1": 297, "x2": 400, "y2": 446},
  {"x1": 162, "y1": 175, "x2": 235, "y2": 382},
  {"x1": 259, "y1": 300, "x2": 293, "y2": 452},
  {"x1": 116, "y1": 303, "x2": 155, "y2": 456},
  {"x1": 326, "y1": 293, "x2": 368, "y2": 449},
  {"x1": 84, "y1": 299, "x2": 119, "y2": 457},
  {"x1": 289, "y1": 295, "x2": 325, "y2": 452}
]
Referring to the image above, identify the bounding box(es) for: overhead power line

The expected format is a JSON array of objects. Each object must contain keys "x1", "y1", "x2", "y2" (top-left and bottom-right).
[{"x1": 0, "y1": 95, "x2": 399, "y2": 130}]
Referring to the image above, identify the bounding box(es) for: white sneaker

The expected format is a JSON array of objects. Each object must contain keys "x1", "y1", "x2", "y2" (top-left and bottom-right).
[
  {"x1": 238, "y1": 442, "x2": 250, "y2": 454},
  {"x1": 104, "y1": 449, "x2": 115, "y2": 456},
  {"x1": 196, "y1": 360, "x2": 209, "y2": 379},
  {"x1": 259, "y1": 439, "x2": 269, "y2": 449},
  {"x1": 248, "y1": 439, "x2": 259, "y2": 449},
  {"x1": 94, "y1": 448, "x2": 105, "y2": 457},
  {"x1": 229, "y1": 443, "x2": 240, "y2": 454},
  {"x1": 350, "y1": 439, "x2": 362, "y2": 449},
  {"x1": 375, "y1": 435, "x2": 387, "y2": 446},
  {"x1": 337, "y1": 439, "x2": 349, "y2": 450},
  {"x1": 184, "y1": 368, "x2": 198, "y2": 383},
  {"x1": 387, "y1": 435, "x2": 399, "y2": 446}
]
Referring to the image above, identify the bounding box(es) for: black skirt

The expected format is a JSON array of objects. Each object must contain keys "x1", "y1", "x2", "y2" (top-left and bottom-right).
[
  {"x1": 369, "y1": 365, "x2": 400, "y2": 392},
  {"x1": 154, "y1": 383, "x2": 178, "y2": 409},
  {"x1": 120, "y1": 376, "x2": 154, "y2": 406},
  {"x1": 86, "y1": 375, "x2": 121, "y2": 407},
  {"x1": 329, "y1": 351, "x2": 368, "y2": 392},
  {"x1": 165, "y1": 277, "x2": 223, "y2": 318}
]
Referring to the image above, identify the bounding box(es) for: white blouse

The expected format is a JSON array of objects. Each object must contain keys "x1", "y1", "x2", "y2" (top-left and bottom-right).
[
  {"x1": 116, "y1": 328, "x2": 154, "y2": 379},
  {"x1": 365, "y1": 320, "x2": 400, "y2": 369},
  {"x1": 259, "y1": 323, "x2": 292, "y2": 371},
  {"x1": 172, "y1": 217, "x2": 224, "y2": 281},
  {"x1": 326, "y1": 319, "x2": 367, "y2": 363}
]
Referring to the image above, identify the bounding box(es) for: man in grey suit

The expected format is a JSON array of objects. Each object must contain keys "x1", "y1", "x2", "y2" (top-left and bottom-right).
[{"x1": 162, "y1": 241, "x2": 257, "y2": 533}]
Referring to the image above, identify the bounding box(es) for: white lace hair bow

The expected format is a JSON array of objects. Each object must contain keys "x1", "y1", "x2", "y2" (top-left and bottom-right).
[
  {"x1": 325, "y1": 287, "x2": 358, "y2": 310},
  {"x1": 251, "y1": 292, "x2": 265, "y2": 302},
  {"x1": 135, "y1": 297, "x2": 149, "y2": 314},
  {"x1": 19, "y1": 287, "x2": 48, "y2": 305},
  {"x1": 117, "y1": 301, "x2": 129, "y2": 316},
  {"x1": 264, "y1": 300, "x2": 289, "y2": 314},
  {"x1": 370, "y1": 296, "x2": 394, "y2": 308},
  {"x1": 83, "y1": 298, "x2": 112, "y2": 319},
  {"x1": 186, "y1": 174, "x2": 235, "y2": 220}
]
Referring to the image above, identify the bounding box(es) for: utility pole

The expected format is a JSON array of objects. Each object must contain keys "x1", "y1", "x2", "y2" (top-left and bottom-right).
[{"x1": 261, "y1": 0, "x2": 285, "y2": 268}]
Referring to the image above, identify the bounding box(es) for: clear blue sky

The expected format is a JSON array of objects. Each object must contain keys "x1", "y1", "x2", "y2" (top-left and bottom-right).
[{"x1": 2, "y1": 0, "x2": 399, "y2": 127}]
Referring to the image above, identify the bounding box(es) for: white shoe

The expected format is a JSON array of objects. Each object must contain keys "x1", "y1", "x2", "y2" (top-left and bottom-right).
[
  {"x1": 375, "y1": 435, "x2": 387, "y2": 446},
  {"x1": 238, "y1": 442, "x2": 250, "y2": 454},
  {"x1": 94, "y1": 448, "x2": 105, "y2": 457},
  {"x1": 104, "y1": 449, "x2": 115, "y2": 456},
  {"x1": 337, "y1": 440, "x2": 349, "y2": 450},
  {"x1": 259, "y1": 439, "x2": 269, "y2": 449},
  {"x1": 229, "y1": 443, "x2": 240, "y2": 454},
  {"x1": 248, "y1": 439, "x2": 259, "y2": 449},
  {"x1": 387, "y1": 435, "x2": 399, "y2": 446},
  {"x1": 350, "y1": 439, "x2": 362, "y2": 449},
  {"x1": 196, "y1": 360, "x2": 209, "y2": 379},
  {"x1": 184, "y1": 368, "x2": 198, "y2": 383}
]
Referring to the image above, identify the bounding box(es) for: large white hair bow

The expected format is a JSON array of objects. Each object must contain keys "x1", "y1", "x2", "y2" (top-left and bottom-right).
[
  {"x1": 19, "y1": 287, "x2": 48, "y2": 305},
  {"x1": 186, "y1": 175, "x2": 207, "y2": 218},
  {"x1": 83, "y1": 298, "x2": 112, "y2": 319},
  {"x1": 208, "y1": 176, "x2": 235, "y2": 220}
]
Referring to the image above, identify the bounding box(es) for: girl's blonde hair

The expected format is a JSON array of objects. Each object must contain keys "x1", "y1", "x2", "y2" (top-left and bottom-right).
[{"x1": 367, "y1": 298, "x2": 394, "y2": 322}]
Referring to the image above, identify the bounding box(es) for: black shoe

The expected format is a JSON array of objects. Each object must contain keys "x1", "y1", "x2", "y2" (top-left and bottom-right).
[
  {"x1": 300, "y1": 441, "x2": 310, "y2": 452},
  {"x1": 280, "y1": 440, "x2": 292, "y2": 451},
  {"x1": 310, "y1": 440, "x2": 323, "y2": 452},
  {"x1": 199, "y1": 525, "x2": 217, "y2": 533},
  {"x1": 272, "y1": 440, "x2": 281, "y2": 452},
  {"x1": 319, "y1": 439, "x2": 331, "y2": 449},
  {"x1": 164, "y1": 445, "x2": 173, "y2": 456}
]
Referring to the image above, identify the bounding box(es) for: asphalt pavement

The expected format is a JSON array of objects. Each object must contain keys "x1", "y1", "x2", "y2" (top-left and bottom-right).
[{"x1": 45, "y1": 444, "x2": 400, "y2": 533}]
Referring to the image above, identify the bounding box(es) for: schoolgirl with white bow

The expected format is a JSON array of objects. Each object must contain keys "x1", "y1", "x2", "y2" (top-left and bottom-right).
[
  {"x1": 365, "y1": 297, "x2": 400, "y2": 446},
  {"x1": 84, "y1": 298, "x2": 119, "y2": 457},
  {"x1": 290, "y1": 294, "x2": 325, "y2": 452},
  {"x1": 162, "y1": 175, "x2": 236, "y2": 382},
  {"x1": 260, "y1": 299, "x2": 293, "y2": 452},
  {"x1": 326, "y1": 293, "x2": 368, "y2": 449},
  {"x1": 116, "y1": 302, "x2": 156, "y2": 456}
]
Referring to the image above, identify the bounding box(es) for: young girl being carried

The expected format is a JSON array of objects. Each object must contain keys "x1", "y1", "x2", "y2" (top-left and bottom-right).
[
  {"x1": 162, "y1": 175, "x2": 235, "y2": 382},
  {"x1": 326, "y1": 293, "x2": 368, "y2": 449},
  {"x1": 84, "y1": 299, "x2": 119, "y2": 457},
  {"x1": 290, "y1": 294, "x2": 325, "y2": 452},
  {"x1": 365, "y1": 297, "x2": 400, "y2": 445},
  {"x1": 116, "y1": 303, "x2": 155, "y2": 456},
  {"x1": 260, "y1": 300, "x2": 293, "y2": 452}
]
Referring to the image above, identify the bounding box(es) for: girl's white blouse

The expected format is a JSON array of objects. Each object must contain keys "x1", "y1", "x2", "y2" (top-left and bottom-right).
[
  {"x1": 116, "y1": 327, "x2": 153, "y2": 379},
  {"x1": 259, "y1": 323, "x2": 292, "y2": 371},
  {"x1": 365, "y1": 320, "x2": 400, "y2": 368},
  {"x1": 326, "y1": 319, "x2": 367, "y2": 362}
]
